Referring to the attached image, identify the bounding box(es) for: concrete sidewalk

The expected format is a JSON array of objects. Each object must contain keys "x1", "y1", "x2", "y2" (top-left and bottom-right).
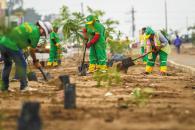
[
  {"x1": 168, "y1": 44, "x2": 195, "y2": 75},
  {"x1": 169, "y1": 53, "x2": 195, "y2": 68}
]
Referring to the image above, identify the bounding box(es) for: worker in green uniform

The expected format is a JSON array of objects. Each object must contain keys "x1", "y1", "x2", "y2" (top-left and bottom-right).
[
  {"x1": 47, "y1": 25, "x2": 61, "y2": 67},
  {"x1": 83, "y1": 15, "x2": 107, "y2": 73},
  {"x1": 139, "y1": 27, "x2": 148, "y2": 64},
  {"x1": 0, "y1": 21, "x2": 53, "y2": 92},
  {"x1": 144, "y1": 27, "x2": 171, "y2": 75}
]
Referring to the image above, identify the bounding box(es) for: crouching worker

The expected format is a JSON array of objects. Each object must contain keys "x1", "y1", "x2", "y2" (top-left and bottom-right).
[
  {"x1": 144, "y1": 27, "x2": 171, "y2": 75},
  {"x1": 0, "y1": 21, "x2": 52, "y2": 92},
  {"x1": 139, "y1": 27, "x2": 147, "y2": 64},
  {"x1": 83, "y1": 15, "x2": 107, "y2": 73},
  {"x1": 47, "y1": 25, "x2": 61, "y2": 67}
]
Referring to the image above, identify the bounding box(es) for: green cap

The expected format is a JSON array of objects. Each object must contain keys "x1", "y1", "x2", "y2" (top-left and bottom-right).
[{"x1": 86, "y1": 15, "x2": 96, "y2": 25}]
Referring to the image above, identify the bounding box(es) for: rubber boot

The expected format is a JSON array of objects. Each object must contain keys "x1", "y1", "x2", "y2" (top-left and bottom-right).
[
  {"x1": 160, "y1": 66, "x2": 167, "y2": 76},
  {"x1": 97, "y1": 65, "x2": 108, "y2": 73},
  {"x1": 144, "y1": 66, "x2": 153, "y2": 75},
  {"x1": 53, "y1": 62, "x2": 58, "y2": 67},
  {"x1": 87, "y1": 64, "x2": 96, "y2": 74},
  {"x1": 47, "y1": 62, "x2": 52, "y2": 66}
]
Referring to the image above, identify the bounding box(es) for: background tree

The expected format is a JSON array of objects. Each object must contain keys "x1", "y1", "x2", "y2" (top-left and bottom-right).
[
  {"x1": 24, "y1": 8, "x2": 41, "y2": 23},
  {"x1": 104, "y1": 18, "x2": 119, "y2": 38},
  {"x1": 55, "y1": 5, "x2": 121, "y2": 45},
  {"x1": 188, "y1": 25, "x2": 195, "y2": 46},
  {"x1": 87, "y1": 6, "x2": 105, "y2": 19}
]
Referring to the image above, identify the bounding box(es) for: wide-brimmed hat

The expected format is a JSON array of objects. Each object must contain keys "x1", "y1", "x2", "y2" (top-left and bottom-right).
[{"x1": 37, "y1": 21, "x2": 53, "y2": 37}]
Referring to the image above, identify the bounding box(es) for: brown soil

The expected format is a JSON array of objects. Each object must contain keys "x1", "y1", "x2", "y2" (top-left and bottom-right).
[{"x1": 0, "y1": 56, "x2": 195, "y2": 130}]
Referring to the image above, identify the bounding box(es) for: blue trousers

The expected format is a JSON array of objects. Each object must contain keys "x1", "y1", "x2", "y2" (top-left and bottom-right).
[{"x1": 0, "y1": 45, "x2": 27, "y2": 90}]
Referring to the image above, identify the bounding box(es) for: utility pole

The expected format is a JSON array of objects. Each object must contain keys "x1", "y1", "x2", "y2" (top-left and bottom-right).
[
  {"x1": 186, "y1": 16, "x2": 189, "y2": 30},
  {"x1": 131, "y1": 6, "x2": 135, "y2": 38},
  {"x1": 81, "y1": 2, "x2": 84, "y2": 15},
  {"x1": 164, "y1": 0, "x2": 168, "y2": 32}
]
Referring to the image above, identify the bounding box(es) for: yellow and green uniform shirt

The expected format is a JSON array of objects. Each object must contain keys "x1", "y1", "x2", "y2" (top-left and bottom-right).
[
  {"x1": 85, "y1": 21, "x2": 107, "y2": 66},
  {"x1": 146, "y1": 31, "x2": 171, "y2": 59},
  {"x1": 0, "y1": 22, "x2": 40, "y2": 51},
  {"x1": 48, "y1": 31, "x2": 61, "y2": 62},
  {"x1": 139, "y1": 34, "x2": 147, "y2": 63},
  {"x1": 145, "y1": 31, "x2": 171, "y2": 73}
]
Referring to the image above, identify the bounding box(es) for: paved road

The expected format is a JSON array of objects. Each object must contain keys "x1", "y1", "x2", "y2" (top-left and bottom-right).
[
  {"x1": 168, "y1": 43, "x2": 195, "y2": 68},
  {"x1": 36, "y1": 48, "x2": 79, "y2": 61},
  {"x1": 169, "y1": 53, "x2": 195, "y2": 67}
]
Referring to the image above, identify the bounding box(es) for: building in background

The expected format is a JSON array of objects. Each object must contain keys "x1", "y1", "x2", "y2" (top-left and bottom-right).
[
  {"x1": 2, "y1": 0, "x2": 25, "y2": 27},
  {"x1": 0, "y1": 0, "x2": 7, "y2": 27}
]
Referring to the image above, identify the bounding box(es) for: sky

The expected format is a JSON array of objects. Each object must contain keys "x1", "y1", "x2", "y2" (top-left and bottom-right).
[{"x1": 23, "y1": 0, "x2": 195, "y2": 37}]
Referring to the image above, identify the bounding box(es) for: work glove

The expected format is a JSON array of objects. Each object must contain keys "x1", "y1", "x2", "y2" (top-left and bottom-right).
[
  {"x1": 55, "y1": 43, "x2": 61, "y2": 48},
  {"x1": 86, "y1": 33, "x2": 100, "y2": 49},
  {"x1": 82, "y1": 28, "x2": 88, "y2": 40},
  {"x1": 33, "y1": 60, "x2": 42, "y2": 68},
  {"x1": 86, "y1": 42, "x2": 92, "y2": 48},
  {"x1": 153, "y1": 46, "x2": 163, "y2": 54},
  {"x1": 155, "y1": 46, "x2": 162, "y2": 51},
  {"x1": 82, "y1": 28, "x2": 87, "y2": 33},
  {"x1": 152, "y1": 48, "x2": 158, "y2": 53}
]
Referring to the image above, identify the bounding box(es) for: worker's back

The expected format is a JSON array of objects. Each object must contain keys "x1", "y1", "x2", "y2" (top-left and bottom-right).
[{"x1": 0, "y1": 22, "x2": 40, "y2": 51}]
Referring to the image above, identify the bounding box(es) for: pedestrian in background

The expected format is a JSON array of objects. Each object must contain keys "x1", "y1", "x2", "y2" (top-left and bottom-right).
[{"x1": 174, "y1": 35, "x2": 182, "y2": 54}]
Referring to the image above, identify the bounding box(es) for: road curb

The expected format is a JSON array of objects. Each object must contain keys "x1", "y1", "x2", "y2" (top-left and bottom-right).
[{"x1": 168, "y1": 60, "x2": 195, "y2": 76}]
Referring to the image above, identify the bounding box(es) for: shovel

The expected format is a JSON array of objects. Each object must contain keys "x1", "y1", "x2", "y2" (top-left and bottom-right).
[
  {"x1": 27, "y1": 59, "x2": 38, "y2": 81},
  {"x1": 26, "y1": 56, "x2": 50, "y2": 81},
  {"x1": 27, "y1": 71, "x2": 38, "y2": 81},
  {"x1": 23, "y1": 51, "x2": 37, "y2": 81},
  {"x1": 118, "y1": 51, "x2": 153, "y2": 72},
  {"x1": 78, "y1": 40, "x2": 88, "y2": 76},
  {"x1": 121, "y1": 46, "x2": 164, "y2": 69},
  {"x1": 38, "y1": 67, "x2": 50, "y2": 81}
]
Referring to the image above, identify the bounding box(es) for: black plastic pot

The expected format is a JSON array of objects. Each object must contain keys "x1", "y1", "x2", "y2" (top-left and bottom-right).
[
  {"x1": 17, "y1": 102, "x2": 42, "y2": 130},
  {"x1": 64, "y1": 83, "x2": 76, "y2": 109},
  {"x1": 59, "y1": 75, "x2": 70, "y2": 88}
]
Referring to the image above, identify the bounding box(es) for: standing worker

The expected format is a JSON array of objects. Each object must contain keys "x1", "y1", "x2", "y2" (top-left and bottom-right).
[
  {"x1": 144, "y1": 27, "x2": 171, "y2": 75},
  {"x1": 173, "y1": 34, "x2": 182, "y2": 54},
  {"x1": 47, "y1": 25, "x2": 61, "y2": 67},
  {"x1": 139, "y1": 27, "x2": 147, "y2": 64},
  {"x1": 83, "y1": 15, "x2": 107, "y2": 73},
  {"x1": 0, "y1": 21, "x2": 53, "y2": 92}
]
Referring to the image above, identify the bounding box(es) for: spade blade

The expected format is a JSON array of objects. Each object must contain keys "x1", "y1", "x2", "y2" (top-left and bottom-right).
[
  {"x1": 27, "y1": 72, "x2": 38, "y2": 81},
  {"x1": 122, "y1": 57, "x2": 135, "y2": 68},
  {"x1": 78, "y1": 63, "x2": 88, "y2": 76}
]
